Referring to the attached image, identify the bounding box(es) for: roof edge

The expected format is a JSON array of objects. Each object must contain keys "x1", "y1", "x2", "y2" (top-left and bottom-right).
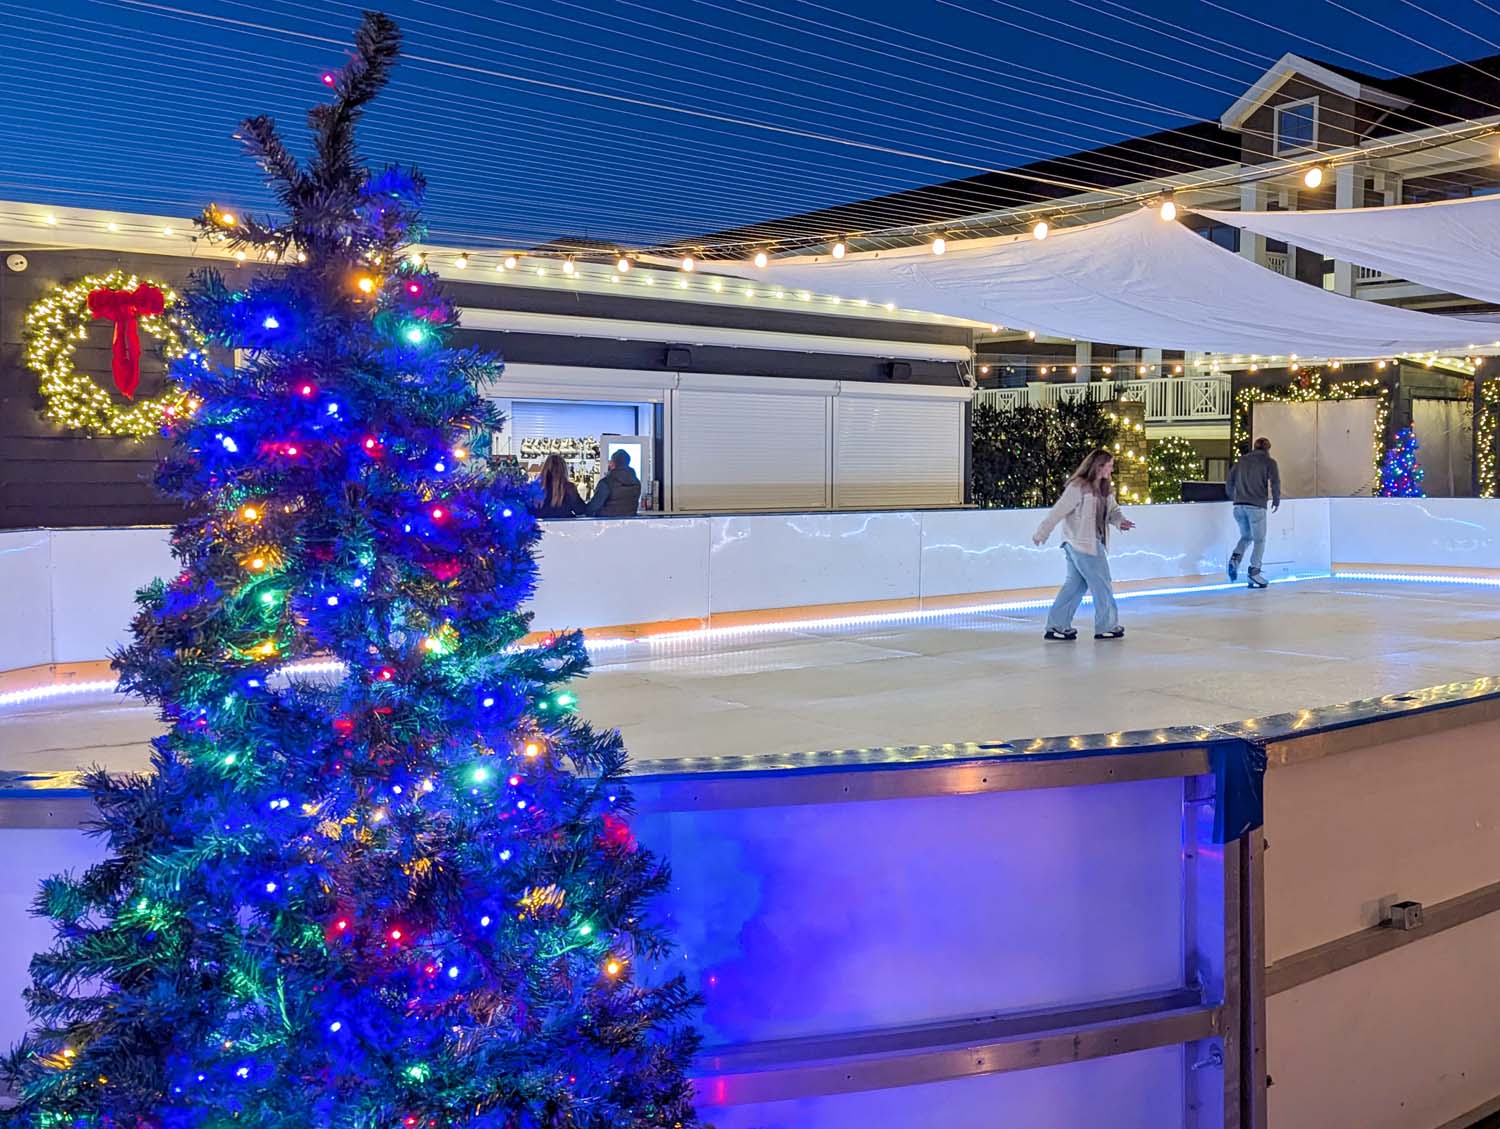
[{"x1": 1220, "y1": 52, "x2": 1412, "y2": 132}]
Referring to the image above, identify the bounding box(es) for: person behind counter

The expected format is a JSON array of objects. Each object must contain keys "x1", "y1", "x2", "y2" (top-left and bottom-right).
[
  {"x1": 586, "y1": 448, "x2": 643, "y2": 517},
  {"x1": 534, "y1": 453, "x2": 586, "y2": 519}
]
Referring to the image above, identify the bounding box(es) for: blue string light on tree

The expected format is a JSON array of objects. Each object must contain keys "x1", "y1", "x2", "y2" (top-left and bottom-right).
[
  {"x1": 1379, "y1": 426, "x2": 1426, "y2": 497},
  {"x1": 3, "y1": 14, "x2": 700, "y2": 1129}
]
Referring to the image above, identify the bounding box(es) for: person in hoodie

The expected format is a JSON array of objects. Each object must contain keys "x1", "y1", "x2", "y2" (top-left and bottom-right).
[
  {"x1": 1032, "y1": 448, "x2": 1136, "y2": 641},
  {"x1": 586, "y1": 447, "x2": 643, "y2": 517},
  {"x1": 1225, "y1": 437, "x2": 1282, "y2": 589}
]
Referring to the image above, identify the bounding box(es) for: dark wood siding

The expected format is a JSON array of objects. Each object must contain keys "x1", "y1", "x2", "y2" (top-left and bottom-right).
[
  {"x1": 0, "y1": 248, "x2": 212, "y2": 529},
  {"x1": 1, "y1": 247, "x2": 972, "y2": 530}
]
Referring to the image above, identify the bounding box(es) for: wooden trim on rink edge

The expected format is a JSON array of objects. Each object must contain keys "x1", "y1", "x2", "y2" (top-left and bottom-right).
[
  {"x1": 690, "y1": 991, "x2": 1218, "y2": 1107},
  {"x1": 1263, "y1": 880, "x2": 1500, "y2": 998}
]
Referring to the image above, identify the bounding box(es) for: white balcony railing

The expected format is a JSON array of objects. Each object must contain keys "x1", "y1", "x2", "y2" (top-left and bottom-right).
[{"x1": 973, "y1": 375, "x2": 1231, "y2": 425}]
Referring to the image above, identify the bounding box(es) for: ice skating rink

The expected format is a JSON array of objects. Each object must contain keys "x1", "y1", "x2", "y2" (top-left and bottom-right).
[{"x1": 5, "y1": 576, "x2": 1499, "y2": 776}]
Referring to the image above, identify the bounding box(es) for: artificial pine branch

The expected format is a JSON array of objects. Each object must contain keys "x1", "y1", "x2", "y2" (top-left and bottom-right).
[{"x1": 4, "y1": 12, "x2": 701, "y2": 1128}]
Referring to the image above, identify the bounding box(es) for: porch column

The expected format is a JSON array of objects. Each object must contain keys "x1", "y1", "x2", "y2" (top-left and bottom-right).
[
  {"x1": 1239, "y1": 183, "x2": 1267, "y2": 266},
  {"x1": 1074, "y1": 341, "x2": 1093, "y2": 382},
  {"x1": 1332, "y1": 162, "x2": 1365, "y2": 296}
]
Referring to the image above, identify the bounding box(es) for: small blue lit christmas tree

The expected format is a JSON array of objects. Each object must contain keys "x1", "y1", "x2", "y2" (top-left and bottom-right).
[
  {"x1": 1379, "y1": 426, "x2": 1426, "y2": 497},
  {"x1": 2, "y1": 14, "x2": 699, "y2": 1128}
]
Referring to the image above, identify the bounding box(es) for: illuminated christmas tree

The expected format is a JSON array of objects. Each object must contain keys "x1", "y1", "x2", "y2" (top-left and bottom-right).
[
  {"x1": 1379, "y1": 426, "x2": 1425, "y2": 497},
  {"x1": 2, "y1": 15, "x2": 699, "y2": 1128},
  {"x1": 1147, "y1": 434, "x2": 1202, "y2": 503}
]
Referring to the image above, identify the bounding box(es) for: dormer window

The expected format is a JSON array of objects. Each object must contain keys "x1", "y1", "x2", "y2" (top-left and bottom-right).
[{"x1": 1275, "y1": 98, "x2": 1318, "y2": 154}]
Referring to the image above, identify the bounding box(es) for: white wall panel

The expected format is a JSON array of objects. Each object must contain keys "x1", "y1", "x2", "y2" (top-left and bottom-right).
[
  {"x1": 671, "y1": 389, "x2": 830, "y2": 512},
  {"x1": 707, "y1": 512, "x2": 922, "y2": 613},
  {"x1": 1268, "y1": 914, "x2": 1500, "y2": 1129},
  {"x1": 49, "y1": 528, "x2": 173, "y2": 664},
  {"x1": 1252, "y1": 400, "x2": 1318, "y2": 498},
  {"x1": 527, "y1": 517, "x2": 710, "y2": 632},
  {"x1": 0, "y1": 530, "x2": 54, "y2": 671},
  {"x1": 833, "y1": 395, "x2": 964, "y2": 509},
  {"x1": 1330, "y1": 497, "x2": 1500, "y2": 568},
  {"x1": 1317, "y1": 398, "x2": 1380, "y2": 498},
  {"x1": 919, "y1": 498, "x2": 1332, "y2": 598},
  {"x1": 1264, "y1": 717, "x2": 1500, "y2": 962}
]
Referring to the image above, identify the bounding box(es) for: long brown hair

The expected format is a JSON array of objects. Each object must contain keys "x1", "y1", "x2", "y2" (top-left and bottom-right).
[
  {"x1": 1069, "y1": 448, "x2": 1115, "y2": 497},
  {"x1": 539, "y1": 454, "x2": 572, "y2": 508}
]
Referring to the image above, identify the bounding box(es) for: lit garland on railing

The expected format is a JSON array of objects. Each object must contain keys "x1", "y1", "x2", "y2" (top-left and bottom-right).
[
  {"x1": 1479, "y1": 378, "x2": 1500, "y2": 499},
  {"x1": 1233, "y1": 370, "x2": 1390, "y2": 489},
  {"x1": 24, "y1": 270, "x2": 207, "y2": 436}
]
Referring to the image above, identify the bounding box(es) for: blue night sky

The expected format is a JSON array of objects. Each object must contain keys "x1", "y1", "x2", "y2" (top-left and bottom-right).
[{"x1": 2, "y1": 0, "x2": 1496, "y2": 249}]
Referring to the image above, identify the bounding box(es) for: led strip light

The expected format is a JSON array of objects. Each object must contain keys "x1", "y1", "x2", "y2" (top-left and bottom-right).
[{"x1": 7, "y1": 569, "x2": 1494, "y2": 711}]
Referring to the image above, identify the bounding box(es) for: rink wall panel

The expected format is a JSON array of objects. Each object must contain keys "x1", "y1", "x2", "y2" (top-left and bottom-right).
[{"x1": 0, "y1": 498, "x2": 1336, "y2": 675}]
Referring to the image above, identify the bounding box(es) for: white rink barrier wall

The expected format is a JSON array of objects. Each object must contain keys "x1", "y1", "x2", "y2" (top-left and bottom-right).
[{"x1": 0, "y1": 498, "x2": 1348, "y2": 675}]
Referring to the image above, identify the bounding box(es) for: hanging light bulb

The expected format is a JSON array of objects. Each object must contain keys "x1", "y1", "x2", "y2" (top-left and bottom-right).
[
  {"x1": 931, "y1": 236, "x2": 947, "y2": 255},
  {"x1": 503, "y1": 255, "x2": 518, "y2": 270},
  {"x1": 753, "y1": 251, "x2": 769, "y2": 268},
  {"x1": 1032, "y1": 220, "x2": 1050, "y2": 240},
  {"x1": 562, "y1": 258, "x2": 576, "y2": 276},
  {"x1": 616, "y1": 256, "x2": 631, "y2": 273},
  {"x1": 681, "y1": 255, "x2": 695, "y2": 272},
  {"x1": 1303, "y1": 166, "x2": 1325, "y2": 189},
  {"x1": 1158, "y1": 198, "x2": 1177, "y2": 222},
  {"x1": 454, "y1": 252, "x2": 469, "y2": 270},
  {"x1": 831, "y1": 239, "x2": 847, "y2": 259}
]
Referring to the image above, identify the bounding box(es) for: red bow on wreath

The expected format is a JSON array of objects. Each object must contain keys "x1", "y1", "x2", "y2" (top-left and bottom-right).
[{"x1": 87, "y1": 284, "x2": 166, "y2": 400}]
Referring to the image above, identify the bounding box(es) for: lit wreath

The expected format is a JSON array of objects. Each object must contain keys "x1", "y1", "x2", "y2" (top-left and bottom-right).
[{"x1": 24, "y1": 269, "x2": 206, "y2": 437}]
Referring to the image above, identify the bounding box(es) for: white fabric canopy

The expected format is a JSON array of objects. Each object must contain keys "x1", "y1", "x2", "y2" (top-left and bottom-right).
[
  {"x1": 1198, "y1": 195, "x2": 1500, "y2": 307},
  {"x1": 750, "y1": 208, "x2": 1498, "y2": 358}
]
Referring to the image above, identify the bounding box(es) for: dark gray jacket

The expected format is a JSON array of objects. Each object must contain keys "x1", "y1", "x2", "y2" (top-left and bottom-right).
[
  {"x1": 1226, "y1": 449, "x2": 1281, "y2": 509},
  {"x1": 586, "y1": 467, "x2": 642, "y2": 517}
]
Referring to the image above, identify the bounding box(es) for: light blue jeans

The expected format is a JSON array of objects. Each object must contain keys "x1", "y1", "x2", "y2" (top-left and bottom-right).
[
  {"x1": 1045, "y1": 543, "x2": 1119, "y2": 635},
  {"x1": 1232, "y1": 504, "x2": 1268, "y2": 571}
]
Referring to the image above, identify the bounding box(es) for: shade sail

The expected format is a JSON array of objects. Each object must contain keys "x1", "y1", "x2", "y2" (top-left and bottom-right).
[
  {"x1": 1198, "y1": 195, "x2": 1500, "y2": 306},
  {"x1": 750, "y1": 209, "x2": 1498, "y2": 357}
]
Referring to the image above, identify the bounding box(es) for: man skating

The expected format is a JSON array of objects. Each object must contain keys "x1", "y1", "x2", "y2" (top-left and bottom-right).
[{"x1": 1226, "y1": 437, "x2": 1281, "y2": 589}]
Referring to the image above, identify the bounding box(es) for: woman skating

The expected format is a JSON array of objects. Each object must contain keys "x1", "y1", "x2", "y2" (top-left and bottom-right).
[{"x1": 1032, "y1": 449, "x2": 1136, "y2": 641}]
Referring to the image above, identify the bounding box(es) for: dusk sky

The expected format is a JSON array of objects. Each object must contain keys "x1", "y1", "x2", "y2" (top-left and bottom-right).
[{"x1": 3, "y1": 0, "x2": 1498, "y2": 249}]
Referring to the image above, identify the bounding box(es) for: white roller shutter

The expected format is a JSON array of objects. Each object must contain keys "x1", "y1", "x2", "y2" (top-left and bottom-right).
[
  {"x1": 671, "y1": 388, "x2": 830, "y2": 512},
  {"x1": 834, "y1": 395, "x2": 965, "y2": 509},
  {"x1": 508, "y1": 401, "x2": 640, "y2": 445}
]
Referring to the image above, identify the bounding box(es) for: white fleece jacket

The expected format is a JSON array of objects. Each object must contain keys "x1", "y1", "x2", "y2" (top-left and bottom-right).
[{"x1": 1033, "y1": 481, "x2": 1125, "y2": 556}]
